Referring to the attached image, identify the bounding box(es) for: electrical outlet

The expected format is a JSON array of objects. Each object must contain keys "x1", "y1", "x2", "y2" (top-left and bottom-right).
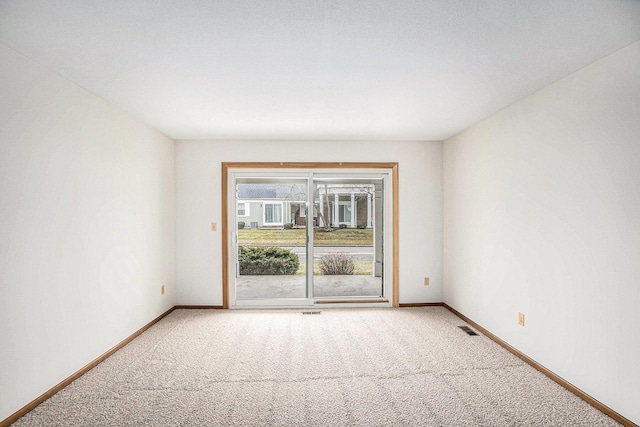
[
  {"x1": 518, "y1": 312, "x2": 525, "y2": 326},
  {"x1": 211, "y1": 222, "x2": 217, "y2": 231},
  {"x1": 161, "y1": 285, "x2": 165, "y2": 295},
  {"x1": 423, "y1": 277, "x2": 430, "y2": 286}
]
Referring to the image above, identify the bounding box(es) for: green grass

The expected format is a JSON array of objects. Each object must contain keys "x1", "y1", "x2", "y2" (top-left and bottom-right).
[
  {"x1": 238, "y1": 228, "x2": 373, "y2": 246},
  {"x1": 296, "y1": 261, "x2": 373, "y2": 276}
]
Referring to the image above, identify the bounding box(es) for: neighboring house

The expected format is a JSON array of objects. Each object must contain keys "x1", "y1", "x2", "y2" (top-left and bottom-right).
[{"x1": 237, "y1": 183, "x2": 375, "y2": 228}]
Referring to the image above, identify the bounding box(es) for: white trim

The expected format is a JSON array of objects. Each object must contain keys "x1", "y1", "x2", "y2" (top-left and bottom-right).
[
  {"x1": 367, "y1": 193, "x2": 372, "y2": 228},
  {"x1": 350, "y1": 193, "x2": 355, "y2": 228}
]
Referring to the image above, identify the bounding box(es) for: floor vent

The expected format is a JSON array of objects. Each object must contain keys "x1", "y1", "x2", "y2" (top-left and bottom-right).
[
  {"x1": 302, "y1": 311, "x2": 322, "y2": 315},
  {"x1": 458, "y1": 326, "x2": 479, "y2": 336}
]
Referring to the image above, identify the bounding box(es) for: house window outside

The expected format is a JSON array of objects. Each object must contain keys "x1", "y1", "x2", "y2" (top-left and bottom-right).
[
  {"x1": 264, "y1": 203, "x2": 283, "y2": 225},
  {"x1": 237, "y1": 202, "x2": 250, "y2": 217}
]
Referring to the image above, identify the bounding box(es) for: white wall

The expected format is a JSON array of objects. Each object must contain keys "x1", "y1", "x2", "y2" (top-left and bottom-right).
[
  {"x1": 0, "y1": 44, "x2": 175, "y2": 421},
  {"x1": 444, "y1": 41, "x2": 640, "y2": 424},
  {"x1": 175, "y1": 140, "x2": 443, "y2": 305}
]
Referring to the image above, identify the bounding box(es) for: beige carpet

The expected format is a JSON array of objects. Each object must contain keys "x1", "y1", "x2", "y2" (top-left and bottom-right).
[{"x1": 13, "y1": 307, "x2": 619, "y2": 426}]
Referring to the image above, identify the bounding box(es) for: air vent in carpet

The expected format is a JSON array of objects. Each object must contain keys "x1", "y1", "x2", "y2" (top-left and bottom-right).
[
  {"x1": 302, "y1": 311, "x2": 321, "y2": 315},
  {"x1": 458, "y1": 326, "x2": 479, "y2": 336}
]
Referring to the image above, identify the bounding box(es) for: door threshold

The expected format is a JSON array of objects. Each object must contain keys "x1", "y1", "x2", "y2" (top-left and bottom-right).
[
  {"x1": 231, "y1": 298, "x2": 391, "y2": 309},
  {"x1": 315, "y1": 298, "x2": 389, "y2": 304}
]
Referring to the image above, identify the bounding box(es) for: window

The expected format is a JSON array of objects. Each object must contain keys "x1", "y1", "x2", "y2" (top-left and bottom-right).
[
  {"x1": 237, "y1": 202, "x2": 250, "y2": 217},
  {"x1": 264, "y1": 203, "x2": 283, "y2": 225},
  {"x1": 338, "y1": 202, "x2": 352, "y2": 223}
]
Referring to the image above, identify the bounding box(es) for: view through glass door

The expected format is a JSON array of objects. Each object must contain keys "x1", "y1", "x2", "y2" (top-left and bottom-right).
[
  {"x1": 230, "y1": 169, "x2": 391, "y2": 307},
  {"x1": 312, "y1": 177, "x2": 383, "y2": 299},
  {"x1": 234, "y1": 176, "x2": 309, "y2": 302}
]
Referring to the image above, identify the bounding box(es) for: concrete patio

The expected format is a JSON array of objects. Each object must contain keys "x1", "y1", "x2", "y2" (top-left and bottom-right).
[{"x1": 235, "y1": 275, "x2": 383, "y2": 299}]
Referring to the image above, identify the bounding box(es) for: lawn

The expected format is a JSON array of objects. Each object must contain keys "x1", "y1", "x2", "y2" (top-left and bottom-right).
[{"x1": 238, "y1": 228, "x2": 373, "y2": 246}]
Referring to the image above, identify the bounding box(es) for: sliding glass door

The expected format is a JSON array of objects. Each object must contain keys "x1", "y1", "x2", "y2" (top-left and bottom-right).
[
  {"x1": 227, "y1": 168, "x2": 393, "y2": 307},
  {"x1": 233, "y1": 176, "x2": 309, "y2": 303},
  {"x1": 312, "y1": 176, "x2": 384, "y2": 300}
]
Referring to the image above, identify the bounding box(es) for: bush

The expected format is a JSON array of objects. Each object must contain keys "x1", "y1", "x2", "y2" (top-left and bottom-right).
[
  {"x1": 357, "y1": 224, "x2": 367, "y2": 229},
  {"x1": 283, "y1": 223, "x2": 293, "y2": 229},
  {"x1": 238, "y1": 221, "x2": 245, "y2": 229},
  {"x1": 339, "y1": 224, "x2": 348, "y2": 229},
  {"x1": 320, "y1": 254, "x2": 355, "y2": 275},
  {"x1": 238, "y1": 246, "x2": 299, "y2": 275}
]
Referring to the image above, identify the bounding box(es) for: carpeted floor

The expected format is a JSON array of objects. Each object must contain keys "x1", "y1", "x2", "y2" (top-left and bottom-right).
[{"x1": 13, "y1": 307, "x2": 620, "y2": 426}]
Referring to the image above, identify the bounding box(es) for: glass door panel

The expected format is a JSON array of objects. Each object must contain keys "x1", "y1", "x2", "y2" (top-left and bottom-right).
[
  {"x1": 230, "y1": 170, "x2": 391, "y2": 307},
  {"x1": 234, "y1": 177, "x2": 308, "y2": 301},
  {"x1": 312, "y1": 177, "x2": 384, "y2": 299}
]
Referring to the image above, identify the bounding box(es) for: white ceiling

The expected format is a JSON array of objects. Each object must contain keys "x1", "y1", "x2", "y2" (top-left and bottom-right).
[{"x1": 1, "y1": 1, "x2": 640, "y2": 141}]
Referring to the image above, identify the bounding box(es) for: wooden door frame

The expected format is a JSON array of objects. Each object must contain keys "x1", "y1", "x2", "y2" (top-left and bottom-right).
[{"x1": 222, "y1": 162, "x2": 399, "y2": 308}]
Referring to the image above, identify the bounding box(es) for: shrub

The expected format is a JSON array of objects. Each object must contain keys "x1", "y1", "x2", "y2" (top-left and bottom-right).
[
  {"x1": 319, "y1": 253, "x2": 355, "y2": 275},
  {"x1": 339, "y1": 224, "x2": 348, "y2": 229},
  {"x1": 238, "y1": 221, "x2": 245, "y2": 229},
  {"x1": 238, "y1": 246, "x2": 299, "y2": 275},
  {"x1": 283, "y1": 223, "x2": 293, "y2": 229},
  {"x1": 357, "y1": 224, "x2": 367, "y2": 229}
]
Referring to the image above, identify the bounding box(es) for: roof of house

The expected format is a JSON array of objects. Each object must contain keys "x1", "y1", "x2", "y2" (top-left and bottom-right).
[{"x1": 238, "y1": 184, "x2": 307, "y2": 200}]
